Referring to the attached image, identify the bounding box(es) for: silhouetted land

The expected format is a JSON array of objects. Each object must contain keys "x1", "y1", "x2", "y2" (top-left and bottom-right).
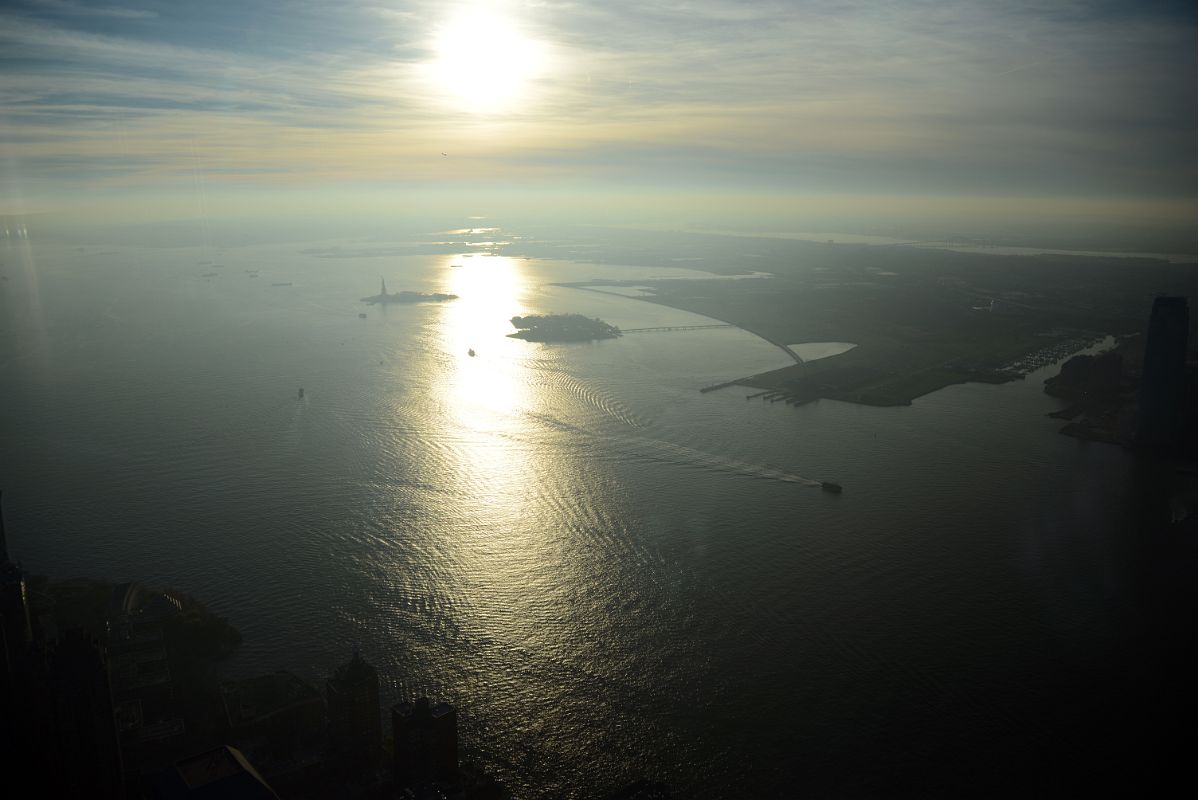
[
  {"x1": 30, "y1": 575, "x2": 242, "y2": 660},
  {"x1": 508, "y1": 314, "x2": 621, "y2": 342},
  {"x1": 1043, "y1": 336, "x2": 1141, "y2": 444},
  {"x1": 519, "y1": 227, "x2": 1198, "y2": 405},
  {"x1": 361, "y1": 290, "x2": 458, "y2": 305}
]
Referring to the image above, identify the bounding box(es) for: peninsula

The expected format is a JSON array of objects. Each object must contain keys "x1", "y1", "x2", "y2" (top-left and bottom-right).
[
  {"x1": 508, "y1": 313, "x2": 622, "y2": 342},
  {"x1": 361, "y1": 278, "x2": 457, "y2": 305},
  {"x1": 523, "y1": 228, "x2": 1198, "y2": 407}
]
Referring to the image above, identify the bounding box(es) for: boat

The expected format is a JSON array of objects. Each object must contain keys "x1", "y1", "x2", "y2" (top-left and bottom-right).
[
  {"x1": 358, "y1": 313, "x2": 367, "y2": 319},
  {"x1": 468, "y1": 348, "x2": 476, "y2": 356},
  {"x1": 820, "y1": 481, "x2": 842, "y2": 493},
  {"x1": 298, "y1": 387, "x2": 304, "y2": 399}
]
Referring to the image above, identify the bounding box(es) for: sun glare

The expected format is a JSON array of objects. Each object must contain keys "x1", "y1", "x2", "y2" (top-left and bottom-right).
[{"x1": 430, "y1": 9, "x2": 544, "y2": 113}]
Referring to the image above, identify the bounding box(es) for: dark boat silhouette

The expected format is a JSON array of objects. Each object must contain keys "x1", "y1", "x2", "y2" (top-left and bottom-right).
[
  {"x1": 298, "y1": 387, "x2": 304, "y2": 399},
  {"x1": 821, "y1": 481, "x2": 842, "y2": 493},
  {"x1": 468, "y1": 348, "x2": 476, "y2": 357}
]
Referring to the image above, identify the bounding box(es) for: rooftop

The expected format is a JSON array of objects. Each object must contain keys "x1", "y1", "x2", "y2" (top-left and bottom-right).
[
  {"x1": 330, "y1": 650, "x2": 378, "y2": 686},
  {"x1": 221, "y1": 671, "x2": 322, "y2": 727},
  {"x1": 152, "y1": 745, "x2": 279, "y2": 799}
]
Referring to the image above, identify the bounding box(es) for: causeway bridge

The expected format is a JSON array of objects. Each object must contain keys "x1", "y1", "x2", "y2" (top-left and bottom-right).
[{"x1": 621, "y1": 324, "x2": 734, "y2": 333}]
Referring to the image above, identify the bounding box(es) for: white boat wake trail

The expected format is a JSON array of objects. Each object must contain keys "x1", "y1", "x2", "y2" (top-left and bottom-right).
[{"x1": 521, "y1": 411, "x2": 824, "y2": 488}]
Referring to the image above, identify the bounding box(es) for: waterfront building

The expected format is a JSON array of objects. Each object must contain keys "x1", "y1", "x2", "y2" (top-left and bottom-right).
[
  {"x1": 1, "y1": 489, "x2": 35, "y2": 764},
  {"x1": 221, "y1": 670, "x2": 324, "y2": 747},
  {"x1": 326, "y1": 649, "x2": 382, "y2": 773},
  {"x1": 0, "y1": 491, "x2": 32, "y2": 654},
  {"x1": 106, "y1": 582, "x2": 186, "y2": 773},
  {"x1": 149, "y1": 745, "x2": 280, "y2": 799},
  {"x1": 46, "y1": 629, "x2": 126, "y2": 798},
  {"x1": 392, "y1": 697, "x2": 458, "y2": 783},
  {"x1": 1137, "y1": 296, "x2": 1189, "y2": 450},
  {"x1": 221, "y1": 671, "x2": 326, "y2": 786}
]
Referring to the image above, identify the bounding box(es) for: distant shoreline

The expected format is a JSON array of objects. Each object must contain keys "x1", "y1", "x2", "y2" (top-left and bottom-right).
[{"x1": 557, "y1": 280, "x2": 1101, "y2": 408}]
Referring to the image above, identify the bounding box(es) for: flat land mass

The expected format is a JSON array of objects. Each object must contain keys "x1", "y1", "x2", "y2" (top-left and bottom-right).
[
  {"x1": 509, "y1": 313, "x2": 622, "y2": 342},
  {"x1": 531, "y1": 229, "x2": 1198, "y2": 406},
  {"x1": 361, "y1": 290, "x2": 458, "y2": 305}
]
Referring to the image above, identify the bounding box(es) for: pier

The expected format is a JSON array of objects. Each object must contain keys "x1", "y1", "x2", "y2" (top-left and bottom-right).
[{"x1": 699, "y1": 378, "x2": 747, "y2": 393}]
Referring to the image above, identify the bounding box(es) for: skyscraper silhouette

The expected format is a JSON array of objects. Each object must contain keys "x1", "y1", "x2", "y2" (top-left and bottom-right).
[
  {"x1": 46, "y1": 629, "x2": 126, "y2": 798},
  {"x1": 1137, "y1": 296, "x2": 1189, "y2": 451},
  {"x1": 326, "y1": 649, "x2": 381, "y2": 773},
  {"x1": 392, "y1": 697, "x2": 458, "y2": 784},
  {"x1": 0, "y1": 491, "x2": 32, "y2": 651},
  {"x1": 1, "y1": 490, "x2": 33, "y2": 729}
]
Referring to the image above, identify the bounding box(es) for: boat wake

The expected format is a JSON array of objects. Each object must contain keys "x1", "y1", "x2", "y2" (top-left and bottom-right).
[{"x1": 521, "y1": 410, "x2": 822, "y2": 487}]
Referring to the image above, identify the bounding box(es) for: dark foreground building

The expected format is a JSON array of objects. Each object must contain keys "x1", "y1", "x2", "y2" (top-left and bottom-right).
[
  {"x1": 326, "y1": 649, "x2": 381, "y2": 774},
  {"x1": 0, "y1": 491, "x2": 32, "y2": 668},
  {"x1": 149, "y1": 745, "x2": 280, "y2": 799},
  {"x1": 1137, "y1": 295, "x2": 1190, "y2": 450},
  {"x1": 393, "y1": 697, "x2": 458, "y2": 784},
  {"x1": 45, "y1": 629, "x2": 127, "y2": 797},
  {"x1": 2, "y1": 493, "x2": 125, "y2": 797}
]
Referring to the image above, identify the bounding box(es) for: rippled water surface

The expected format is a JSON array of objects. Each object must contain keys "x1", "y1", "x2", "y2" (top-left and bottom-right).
[{"x1": 0, "y1": 236, "x2": 1167, "y2": 795}]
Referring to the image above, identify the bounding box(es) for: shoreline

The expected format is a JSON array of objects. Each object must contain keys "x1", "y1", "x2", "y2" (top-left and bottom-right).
[
  {"x1": 556, "y1": 282, "x2": 804, "y2": 364},
  {"x1": 557, "y1": 281, "x2": 1090, "y2": 407}
]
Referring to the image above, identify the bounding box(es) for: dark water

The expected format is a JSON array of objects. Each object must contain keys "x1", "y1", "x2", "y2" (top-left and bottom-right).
[{"x1": 1, "y1": 235, "x2": 1192, "y2": 796}]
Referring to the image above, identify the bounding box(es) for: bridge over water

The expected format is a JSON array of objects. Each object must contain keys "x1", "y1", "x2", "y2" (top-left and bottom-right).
[{"x1": 621, "y1": 324, "x2": 735, "y2": 333}]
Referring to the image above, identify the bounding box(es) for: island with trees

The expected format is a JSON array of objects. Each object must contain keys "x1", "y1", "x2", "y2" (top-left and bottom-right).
[{"x1": 508, "y1": 313, "x2": 622, "y2": 342}]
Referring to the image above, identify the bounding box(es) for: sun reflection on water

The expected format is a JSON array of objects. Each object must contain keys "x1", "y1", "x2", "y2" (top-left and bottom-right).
[
  {"x1": 432, "y1": 253, "x2": 572, "y2": 652},
  {"x1": 442, "y1": 254, "x2": 530, "y2": 423}
]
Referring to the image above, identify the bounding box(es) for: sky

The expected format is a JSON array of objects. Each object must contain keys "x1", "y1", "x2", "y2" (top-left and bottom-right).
[{"x1": 1, "y1": 0, "x2": 1196, "y2": 238}]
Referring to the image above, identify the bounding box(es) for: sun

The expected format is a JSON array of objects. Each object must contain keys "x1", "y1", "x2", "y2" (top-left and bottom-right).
[{"x1": 430, "y1": 10, "x2": 545, "y2": 113}]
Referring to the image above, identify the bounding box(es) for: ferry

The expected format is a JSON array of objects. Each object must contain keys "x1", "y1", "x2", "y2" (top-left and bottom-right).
[{"x1": 820, "y1": 481, "x2": 843, "y2": 494}]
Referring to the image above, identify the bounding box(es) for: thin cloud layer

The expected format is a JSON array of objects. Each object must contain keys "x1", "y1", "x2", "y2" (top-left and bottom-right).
[{"x1": 1, "y1": 0, "x2": 1195, "y2": 224}]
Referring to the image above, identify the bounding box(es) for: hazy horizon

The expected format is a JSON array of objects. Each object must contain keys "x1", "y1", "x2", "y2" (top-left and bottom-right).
[{"x1": 2, "y1": 1, "x2": 1196, "y2": 247}]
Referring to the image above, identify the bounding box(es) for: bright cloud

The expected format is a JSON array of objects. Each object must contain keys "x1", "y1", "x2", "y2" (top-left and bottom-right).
[{"x1": 1, "y1": 0, "x2": 1195, "y2": 228}]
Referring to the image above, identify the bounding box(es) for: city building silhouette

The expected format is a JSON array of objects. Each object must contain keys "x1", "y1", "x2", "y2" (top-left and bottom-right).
[
  {"x1": 2, "y1": 490, "x2": 505, "y2": 796},
  {"x1": 392, "y1": 696, "x2": 458, "y2": 784},
  {"x1": 1, "y1": 490, "x2": 31, "y2": 764},
  {"x1": 148, "y1": 744, "x2": 281, "y2": 799},
  {"x1": 326, "y1": 648, "x2": 382, "y2": 774},
  {"x1": 45, "y1": 629, "x2": 126, "y2": 797},
  {"x1": 0, "y1": 491, "x2": 32, "y2": 655},
  {"x1": 1137, "y1": 296, "x2": 1190, "y2": 450},
  {"x1": 220, "y1": 670, "x2": 325, "y2": 770}
]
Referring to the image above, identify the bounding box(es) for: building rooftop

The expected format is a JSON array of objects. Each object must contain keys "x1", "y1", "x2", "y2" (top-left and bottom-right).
[
  {"x1": 150, "y1": 745, "x2": 279, "y2": 799},
  {"x1": 330, "y1": 649, "x2": 378, "y2": 686},
  {"x1": 222, "y1": 671, "x2": 322, "y2": 728},
  {"x1": 393, "y1": 697, "x2": 456, "y2": 722}
]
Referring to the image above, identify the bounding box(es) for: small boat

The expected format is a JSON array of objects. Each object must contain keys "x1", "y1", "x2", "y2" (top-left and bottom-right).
[
  {"x1": 358, "y1": 312, "x2": 367, "y2": 318},
  {"x1": 468, "y1": 348, "x2": 476, "y2": 357},
  {"x1": 298, "y1": 387, "x2": 305, "y2": 399},
  {"x1": 820, "y1": 481, "x2": 842, "y2": 494}
]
